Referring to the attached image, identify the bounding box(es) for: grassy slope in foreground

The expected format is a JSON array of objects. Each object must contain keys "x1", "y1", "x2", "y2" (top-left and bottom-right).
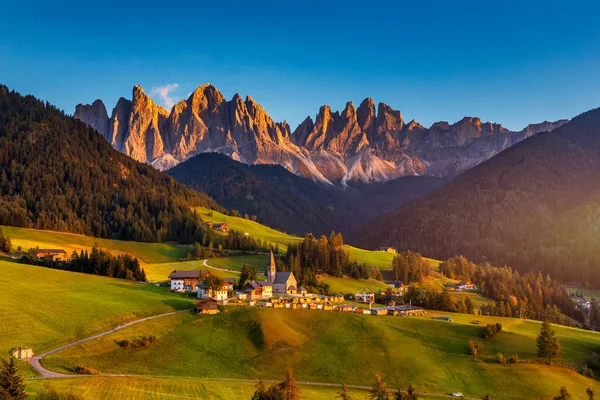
[
  {"x1": 26, "y1": 377, "x2": 372, "y2": 400},
  {"x1": 0, "y1": 260, "x2": 195, "y2": 360},
  {"x1": 44, "y1": 308, "x2": 600, "y2": 400}
]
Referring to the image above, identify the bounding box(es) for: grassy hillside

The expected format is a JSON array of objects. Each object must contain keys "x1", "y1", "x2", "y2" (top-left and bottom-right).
[
  {"x1": 2, "y1": 226, "x2": 188, "y2": 264},
  {"x1": 26, "y1": 377, "x2": 366, "y2": 400},
  {"x1": 0, "y1": 260, "x2": 195, "y2": 361},
  {"x1": 43, "y1": 307, "x2": 600, "y2": 399}
]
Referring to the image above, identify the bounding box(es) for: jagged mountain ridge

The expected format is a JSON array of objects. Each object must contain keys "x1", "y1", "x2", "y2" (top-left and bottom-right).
[{"x1": 74, "y1": 84, "x2": 568, "y2": 183}]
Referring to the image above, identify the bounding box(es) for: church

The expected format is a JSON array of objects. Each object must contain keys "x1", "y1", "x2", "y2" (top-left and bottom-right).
[{"x1": 267, "y1": 250, "x2": 298, "y2": 294}]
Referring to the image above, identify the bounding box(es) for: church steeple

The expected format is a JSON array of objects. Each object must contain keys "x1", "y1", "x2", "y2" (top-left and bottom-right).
[{"x1": 267, "y1": 249, "x2": 276, "y2": 282}]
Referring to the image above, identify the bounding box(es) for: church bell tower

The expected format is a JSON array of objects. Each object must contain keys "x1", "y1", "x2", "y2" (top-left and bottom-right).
[{"x1": 267, "y1": 249, "x2": 276, "y2": 282}]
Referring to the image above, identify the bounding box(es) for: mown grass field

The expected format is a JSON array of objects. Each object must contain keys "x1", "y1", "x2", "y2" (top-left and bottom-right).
[
  {"x1": 25, "y1": 376, "x2": 374, "y2": 400},
  {"x1": 194, "y1": 207, "x2": 303, "y2": 253},
  {"x1": 565, "y1": 286, "x2": 600, "y2": 300},
  {"x1": 2, "y1": 226, "x2": 187, "y2": 264},
  {"x1": 207, "y1": 255, "x2": 269, "y2": 271},
  {"x1": 43, "y1": 307, "x2": 600, "y2": 399},
  {"x1": 0, "y1": 259, "x2": 195, "y2": 367},
  {"x1": 320, "y1": 275, "x2": 390, "y2": 295}
]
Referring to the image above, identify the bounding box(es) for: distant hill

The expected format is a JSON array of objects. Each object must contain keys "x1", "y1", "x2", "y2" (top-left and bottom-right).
[
  {"x1": 357, "y1": 107, "x2": 600, "y2": 287},
  {"x1": 0, "y1": 85, "x2": 218, "y2": 243},
  {"x1": 168, "y1": 152, "x2": 445, "y2": 236}
]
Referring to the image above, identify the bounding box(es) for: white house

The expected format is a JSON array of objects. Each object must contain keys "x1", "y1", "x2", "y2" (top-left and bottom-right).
[
  {"x1": 456, "y1": 280, "x2": 475, "y2": 291},
  {"x1": 197, "y1": 281, "x2": 229, "y2": 301}
]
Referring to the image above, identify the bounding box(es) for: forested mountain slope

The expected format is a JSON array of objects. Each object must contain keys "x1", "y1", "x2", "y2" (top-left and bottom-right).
[
  {"x1": 357, "y1": 107, "x2": 600, "y2": 286},
  {"x1": 0, "y1": 85, "x2": 218, "y2": 243},
  {"x1": 168, "y1": 152, "x2": 445, "y2": 236}
]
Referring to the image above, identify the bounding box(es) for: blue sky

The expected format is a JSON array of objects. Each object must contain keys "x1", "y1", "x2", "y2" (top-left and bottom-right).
[{"x1": 2, "y1": 0, "x2": 600, "y2": 131}]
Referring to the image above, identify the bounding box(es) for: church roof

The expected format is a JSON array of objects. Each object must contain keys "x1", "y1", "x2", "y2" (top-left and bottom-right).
[
  {"x1": 269, "y1": 249, "x2": 276, "y2": 268},
  {"x1": 273, "y1": 271, "x2": 294, "y2": 284}
]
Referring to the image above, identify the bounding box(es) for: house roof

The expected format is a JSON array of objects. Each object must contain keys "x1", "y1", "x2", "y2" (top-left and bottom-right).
[
  {"x1": 287, "y1": 285, "x2": 297, "y2": 291},
  {"x1": 243, "y1": 281, "x2": 262, "y2": 291},
  {"x1": 223, "y1": 278, "x2": 236, "y2": 284},
  {"x1": 212, "y1": 223, "x2": 227, "y2": 228},
  {"x1": 168, "y1": 270, "x2": 201, "y2": 279},
  {"x1": 298, "y1": 286, "x2": 307, "y2": 292},
  {"x1": 35, "y1": 249, "x2": 67, "y2": 254},
  {"x1": 259, "y1": 282, "x2": 272, "y2": 288},
  {"x1": 457, "y1": 280, "x2": 473, "y2": 285},
  {"x1": 273, "y1": 271, "x2": 294, "y2": 284}
]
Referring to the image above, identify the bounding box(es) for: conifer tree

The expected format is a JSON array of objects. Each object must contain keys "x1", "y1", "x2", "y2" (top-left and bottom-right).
[
  {"x1": 370, "y1": 375, "x2": 391, "y2": 400},
  {"x1": 537, "y1": 320, "x2": 562, "y2": 364},
  {"x1": 554, "y1": 386, "x2": 571, "y2": 400},
  {"x1": 336, "y1": 383, "x2": 352, "y2": 400},
  {"x1": 281, "y1": 367, "x2": 301, "y2": 400},
  {"x1": 0, "y1": 357, "x2": 27, "y2": 400},
  {"x1": 587, "y1": 387, "x2": 595, "y2": 400}
]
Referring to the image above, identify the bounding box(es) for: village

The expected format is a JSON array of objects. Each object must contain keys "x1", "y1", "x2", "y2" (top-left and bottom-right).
[{"x1": 168, "y1": 250, "x2": 428, "y2": 318}]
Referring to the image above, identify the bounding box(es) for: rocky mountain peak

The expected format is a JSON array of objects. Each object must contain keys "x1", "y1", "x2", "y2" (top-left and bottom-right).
[
  {"x1": 75, "y1": 83, "x2": 569, "y2": 185},
  {"x1": 74, "y1": 99, "x2": 109, "y2": 139}
]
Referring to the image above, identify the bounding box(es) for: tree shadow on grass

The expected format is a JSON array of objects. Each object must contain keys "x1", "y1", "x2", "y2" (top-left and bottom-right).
[{"x1": 161, "y1": 299, "x2": 196, "y2": 310}]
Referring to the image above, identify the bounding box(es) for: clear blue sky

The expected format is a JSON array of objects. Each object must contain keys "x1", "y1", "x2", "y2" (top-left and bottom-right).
[{"x1": 2, "y1": 0, "x2": 599, "y2": 131}]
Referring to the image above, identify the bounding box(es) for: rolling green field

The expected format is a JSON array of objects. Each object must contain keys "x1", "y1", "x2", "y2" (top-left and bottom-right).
[
  {"x1": 320, "y1": 275, "x2": 390, "y2": 295},
  {"x1": 43, "y1": 307, "x2": 600, "y2": 399},
  {"x1": 194, "y1": 207, "x2": 303, "y2": 253},
  {"x1": 207, "y1": 255, "x2": 270, "y2": 272},
  {"x1": 2, "y1": 226, "x2": 187, "y2": 264},
  {"x1": 26, "y1": 376, "x2": 370, "y2": 400},
  {"x1": 0, "y1": 259, "x2": 195, "y2": 364}
]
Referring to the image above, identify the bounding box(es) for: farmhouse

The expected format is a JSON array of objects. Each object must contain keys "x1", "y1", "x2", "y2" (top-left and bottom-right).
[
  {"x1": 168, "y1": 270, "x2": 201, "y2": 292},
  {"x1": 11, "y1": 346, "x2": 33, "y2": 359},
  {"x1": 223, "y1": 278, "x2": 236, "y2": 291},
  {"x1": 197, "y1": 298, "x2": 219, "y2": 314},
  {"x1": 456, "y1": 280, "x2": 475, "y2": 291},
  {"x1": 212, "y1": 223, "x2": 229, "y2": 232},
  {"x1": 377, "y1": 247, "x2": 397, "y2": 254},
  {"x1": 242, "y1": 281, "x2": 273, "y2": 300},
  {"x1": 385, "y1": 280, "x2": 406, "y2": 290},
  {"x1": 34, "y1": 249, "x2": 67, "y2": 261},
  {"x1": 267, "y1": 250, "x2": 297, "y2": 294},
  {"x1": 202, "y1": 221, "x2": 214, "y2": 228},
  {"x1": 197, "y1": 281, "x2": 229, "y2": 301}
]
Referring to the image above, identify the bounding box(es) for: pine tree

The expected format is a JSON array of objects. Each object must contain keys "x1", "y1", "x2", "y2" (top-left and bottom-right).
[
  {"x1": 370, "y1": 375, "x2": 391, "y2": 400},
  {"x1": 537, "y1": 320, "x2": 562, "y2": 364},
  {"x1": 336, "y1": 383, "x2": 352, "y2": 400},
  {"x1": 0, "y1": 357, "x2": 27, "y2": 400},
  {"x1": 396, "y1": 384, "x2": 418, "y2": 400},
  {"x1": 587, "y1": 387, "x2": 595, "y2": 400},
  {"x1": 554, "y1": 386, "x2": 571, "y2": 400},
  {"x1": 281, "y1": 368, "x2": 301, "y2": 400}
]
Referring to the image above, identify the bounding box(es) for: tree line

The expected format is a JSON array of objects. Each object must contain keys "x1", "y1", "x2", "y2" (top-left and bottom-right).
[
  {"x1": 22, "y1": 246, "x2": 147, "y2": 282},
  {"x1": 280, "y1": 232, "x2": 382, "y2": 292}
]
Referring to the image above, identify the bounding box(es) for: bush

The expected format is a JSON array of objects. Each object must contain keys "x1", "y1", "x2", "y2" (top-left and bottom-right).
[
  {"x1": 469, "y1": 339, "x2": 483, "y2": 356},
  {"x1": 120, "y1": 336, "x2": 156, "y2": 349},
  {"x1": 497, "y1": 353, "x2": 507, "y2": 364},
  {"x1": 73, "y1": 366, "x2": 100, "y2": 375},
  {"x1": 482, "y1": 323, "x2": 502, "y2": 340},
  {"x1": 509, "y1": 353, "x2": 519, "y2": 363}
]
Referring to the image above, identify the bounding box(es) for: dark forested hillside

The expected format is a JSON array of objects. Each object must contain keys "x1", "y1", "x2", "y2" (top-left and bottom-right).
[
  {"x1": 0, "y1": 85, "x2": 218, "y2": 243},
  {"x1": 168, "y1": 153, "x2": 445, "y2": 236},
  {"x1": 357, "y1": 107, "x2": 600, "y2": 287}
]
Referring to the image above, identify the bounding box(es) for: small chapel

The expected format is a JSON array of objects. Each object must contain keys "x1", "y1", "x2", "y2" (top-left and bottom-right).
[{"x1": 267, "y1": 249, "x2": 298, "y2": 294}]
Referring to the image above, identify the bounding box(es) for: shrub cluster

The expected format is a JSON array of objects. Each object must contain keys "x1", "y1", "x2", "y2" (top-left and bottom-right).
[
  {"x1": 482, "y1": 323, "x2": 503, "y2": 340},
  {"x1": 118, "y1": 336, "x2": 156, "y2": 349},
  {"x1": 73, "y1": 366, "x2": 100, "y2": 375}
]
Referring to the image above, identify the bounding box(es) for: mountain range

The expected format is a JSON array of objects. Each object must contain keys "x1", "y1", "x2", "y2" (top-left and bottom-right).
[
  {"x1": 74, "y1": 84, "x2": 567, "y2": 184},
  {"x1": 357, "y1": 106, "x2": 600, "y2": 287}
]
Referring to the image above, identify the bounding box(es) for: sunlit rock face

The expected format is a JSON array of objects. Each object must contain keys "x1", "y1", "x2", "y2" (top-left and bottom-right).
[{"x1": 75, "y1": 84, "x2": 568, "y2": 184}]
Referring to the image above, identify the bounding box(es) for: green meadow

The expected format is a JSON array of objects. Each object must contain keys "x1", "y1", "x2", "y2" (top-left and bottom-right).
[
  {"x1": 25, "y1": 376, "x2": 370, "y2": 400},
  {"x1": 43, "y1": 307, "x2": 600, "y2": 399},
  {"x1": 0, "y1": 260, "x2": 195, "y2": 362},
  {"x1": 2, "y1": 226, "x2": 187, "y2": 264}
]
